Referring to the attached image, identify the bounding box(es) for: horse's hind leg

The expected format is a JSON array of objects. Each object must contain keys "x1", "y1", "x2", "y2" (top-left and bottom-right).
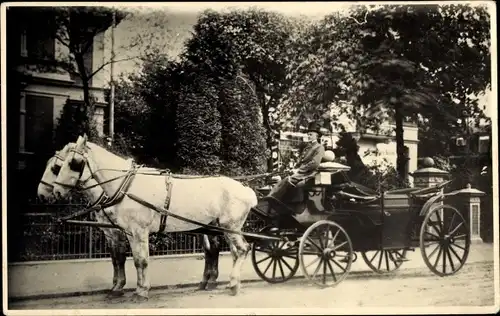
[
  {"x1": 127, "y1": 230, "x2": 151, "y2": 301},
  {"x1": 224, "y1": 233, "x2": 250, "y2": 296},
  {"x1": 199, "y1": 235, "x2": 220, "y2": 291}
]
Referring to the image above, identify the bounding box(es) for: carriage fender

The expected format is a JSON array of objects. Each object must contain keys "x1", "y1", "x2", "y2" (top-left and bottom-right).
[
  {"x1": 203, "y1": 234, "x2": 211, "y2": 251},
  {"x1": 419, "y1": 193, "x2": 445, "y2": 217}
]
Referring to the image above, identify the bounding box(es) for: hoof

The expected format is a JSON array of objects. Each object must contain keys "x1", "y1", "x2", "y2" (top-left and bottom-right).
[
  {"x1": 106, "y1": 290, "x2": 125, "y2": 298},
  {"x1": 198, "y1": 282, "x2": 208, "y2": 291},
  {"x1": 132, "y1": 293, "x2": 149, "y2": 303},
  {"x1": 206, "y1": 282, "x2": 218, "y2": 291},
  {"x1": 228, "y1": 284, "x2": 240, "y2": 296}
]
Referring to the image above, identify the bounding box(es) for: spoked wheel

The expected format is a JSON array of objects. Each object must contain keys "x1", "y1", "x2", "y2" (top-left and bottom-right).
[
  {"x1": 299, "y1": 220, "x2": 353, "y2": 288},
  {"x1": 420, "y1": 205, "x2": 471, "y2": 276},
  {"x1": 361, "y1": 249, "x2": 407, "y2": 274},
  {"x1": 251, "y1": 226, "x2": 299, "y2": 283}
]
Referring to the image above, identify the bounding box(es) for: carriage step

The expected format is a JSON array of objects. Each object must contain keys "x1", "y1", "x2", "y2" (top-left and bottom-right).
[{"x1": 396, "y1": 257, "x2": 410, "y2": 262}]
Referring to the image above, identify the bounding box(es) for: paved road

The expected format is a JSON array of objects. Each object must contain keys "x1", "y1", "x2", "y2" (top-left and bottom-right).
[{"x1": 9, "y1": 259, "x2": 497, "y2": 311}]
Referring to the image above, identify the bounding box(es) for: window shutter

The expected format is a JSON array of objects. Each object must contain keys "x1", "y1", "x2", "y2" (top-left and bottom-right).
[{"x1": 25, "y1": 95, "x2": 54, "y2": 154}]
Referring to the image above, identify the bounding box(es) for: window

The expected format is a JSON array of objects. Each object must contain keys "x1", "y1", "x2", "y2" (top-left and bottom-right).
[
  {"x1": 24, "y1": 95, "x2": 54, "y2": 154},
  {"x1": 26, "y1": 26, "x2": 55, "y2": 60},
  {"x1": 20, "y1": 29, "x2": 27, "y2": 57}
]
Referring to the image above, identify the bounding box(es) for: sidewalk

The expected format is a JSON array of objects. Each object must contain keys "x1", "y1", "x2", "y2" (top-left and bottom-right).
[{"x1": 8, "y1": 241, "x2": 493, "y2": 300}]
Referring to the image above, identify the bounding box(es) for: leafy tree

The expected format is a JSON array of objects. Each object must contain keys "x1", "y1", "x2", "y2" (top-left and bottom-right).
[
  {"x1": 283, "y1": 3, "x2": 491, "y2": 182},
  {"x1": 183, "y1": 9, "x2": 310, "y2": 170},
  {"x1": 133, "y1": 53, "x2": 185, "y2": 168}
]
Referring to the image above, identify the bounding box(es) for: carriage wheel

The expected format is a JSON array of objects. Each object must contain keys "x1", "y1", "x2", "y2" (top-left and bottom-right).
[
  {"x1": 251, "y1": 226, "x2": 299, "y2": 283},
  {"x1": 361, "y1": 249, "x2": 407, "y2": 274},
  {"x1": 420, "y1": 204, "x2": 471, "y2": 276},
  {"x1": 299, "y1": 220, "x2": 353, "y2": 288}
]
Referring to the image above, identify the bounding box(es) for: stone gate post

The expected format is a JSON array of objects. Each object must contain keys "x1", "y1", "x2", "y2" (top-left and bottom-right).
[
  {"x1": 411, "y1": 157, "x2": 450, "y2": 234},
  {"x1": 450, "y1": 183, "x2": 485, "y2": 242}
]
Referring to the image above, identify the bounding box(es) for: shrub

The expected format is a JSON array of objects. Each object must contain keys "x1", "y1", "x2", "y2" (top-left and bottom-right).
[
  {"x1": 218, "y1": 75, "x2": 267, "y2": 176},
  {"x1": 176, "y1": 74, "x2": 222, "y2": 175}
]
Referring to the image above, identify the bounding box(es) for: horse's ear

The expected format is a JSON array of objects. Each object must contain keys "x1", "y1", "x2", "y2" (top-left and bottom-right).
[
  {"x1": 82, "y1": 133, "x2": 88, "y2": 143},
  {"x1": 75, "y1": 135, "x2": 85, "y2": 149}
]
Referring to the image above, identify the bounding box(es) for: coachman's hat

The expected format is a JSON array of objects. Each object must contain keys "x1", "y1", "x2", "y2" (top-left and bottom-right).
[{"x1": 306, "y1": 122, "x2": 322, "y2": 135}]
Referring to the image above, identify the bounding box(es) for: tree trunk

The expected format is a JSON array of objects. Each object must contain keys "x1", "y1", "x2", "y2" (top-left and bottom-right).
[
  {"x1": 75, "y1": 54, "x2": 92, "y2": 134},
  {"x1": 258, "y1": 91, "x2": 274, "y2": 172},
  {"x1": 394, "y1": 104, "x2": 407, "y2": 183}
]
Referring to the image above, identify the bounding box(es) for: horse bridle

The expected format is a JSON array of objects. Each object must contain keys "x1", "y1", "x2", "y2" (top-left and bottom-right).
[
  {"x1": 53, "y1": 147, "x2": 133, "y2": 194},
  {"x1": 53, "y1": 148, "x2": 90, "y2": 190},
  {"x1": 39, "y1": 153, "x2": 67, "y2": 188}
]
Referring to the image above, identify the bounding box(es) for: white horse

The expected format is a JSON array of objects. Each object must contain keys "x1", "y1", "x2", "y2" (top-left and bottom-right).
[
  {"x1": 49, "y1": 135, "x2": 257, "y2": 300},
  {"x1": 37, "y1": 142, "x2": 130, "y2": 297},
  {"x1": 37, "y1": 140, "x2": 228, "y2": 298}
]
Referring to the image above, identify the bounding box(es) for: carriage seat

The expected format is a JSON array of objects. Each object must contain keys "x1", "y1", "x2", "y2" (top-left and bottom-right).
[{"x1": 331, "y1": 181, "x2": 381, "y2": 204}]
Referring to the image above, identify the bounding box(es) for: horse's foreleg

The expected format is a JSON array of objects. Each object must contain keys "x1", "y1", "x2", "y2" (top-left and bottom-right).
[
  {"x1": 104, "y1": 229, "x2": 128, "y2": 298},
  {"x1": 128, "y1": 230, "x2": 151, "y2": 301},
  {"x1": 199, "y1": 235, "x2": 220, "y2": 291},
  {"x1": 110, "y1": 242, "x2": 119, "y2": 290},
  {"x1": 114, "y1": 230, "x2": 128, "y2": 293},
  {"x1": 225, "y1": 233, "x2": 250, "y2": 296}
]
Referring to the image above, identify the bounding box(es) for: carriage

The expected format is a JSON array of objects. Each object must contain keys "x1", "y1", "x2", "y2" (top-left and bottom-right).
[
  {"x1": 43, "y1": 137, "x2": 471, "y2": 297},
  {"x1": 245, "y1": 161, "x2": 471, "y2": 287}
]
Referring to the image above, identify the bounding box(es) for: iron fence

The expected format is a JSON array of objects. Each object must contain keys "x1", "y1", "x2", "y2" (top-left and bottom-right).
[{"x1": 17, "y1": 202, "x2": 266, "y2": 262}]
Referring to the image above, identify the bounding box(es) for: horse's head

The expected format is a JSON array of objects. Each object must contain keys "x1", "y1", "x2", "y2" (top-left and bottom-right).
[
  {"x1": 37, "y1": 143, "x2": 75, "y2": 202},
  {"x1": 53, "y1": 135, "x2": 91, "y2": 199}
]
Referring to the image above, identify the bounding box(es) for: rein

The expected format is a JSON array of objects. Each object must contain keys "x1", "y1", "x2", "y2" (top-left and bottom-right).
[{"x1": 54, "y1": 146, "x2": 275, "y2": 233}]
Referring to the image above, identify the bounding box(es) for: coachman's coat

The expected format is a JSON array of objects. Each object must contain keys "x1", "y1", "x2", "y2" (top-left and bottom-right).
[{"x1": 289, "y1": 142, "x2": 326, "y2": 185}]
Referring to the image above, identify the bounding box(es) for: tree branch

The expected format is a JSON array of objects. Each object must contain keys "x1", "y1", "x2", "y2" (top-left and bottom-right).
[
  {"x1": 349, "y1": 11, "x2": 369, "y2": 25},
  {"x1": 88, "y1": 55, "x2": 142, "y2": 80},
  {"x1": 54, "y1": 33, "x2": 71, "y2": 49},
  {"x1": 236, "y1": 75, "x2": 256, "y2": 97}
]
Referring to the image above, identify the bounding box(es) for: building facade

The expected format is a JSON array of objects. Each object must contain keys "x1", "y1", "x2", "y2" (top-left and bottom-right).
[
  {"x1": 6, "y1": 8, "x2": 112, "y2": 203},
  {"x1": 279, "y1": 120, "x2": 419, "y2": 185},
  {"x1": 11, "y1": 19, "x2": 110, "y2": 172}
]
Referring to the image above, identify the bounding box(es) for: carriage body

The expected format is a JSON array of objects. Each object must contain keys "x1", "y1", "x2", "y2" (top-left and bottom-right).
[{"x1": 249, "y1": 162, "x2": 471, "y2": 286}]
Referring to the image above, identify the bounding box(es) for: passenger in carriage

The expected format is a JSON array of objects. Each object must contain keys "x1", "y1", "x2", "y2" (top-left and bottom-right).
[{"x1": 268, "y1": 122, "x2": 325, "y2": 203}]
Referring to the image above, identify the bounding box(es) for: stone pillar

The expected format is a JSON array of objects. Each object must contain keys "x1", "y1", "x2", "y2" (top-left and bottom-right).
[
  {"x1": 411, "y1": 157, "x2": 450, "y2": 234},
  {"x1": 412, "y1": 157, "x2": 450, "y2": 189},
  {"x1": 451, "y1": 183, "x2": 485, "y2": 242}
]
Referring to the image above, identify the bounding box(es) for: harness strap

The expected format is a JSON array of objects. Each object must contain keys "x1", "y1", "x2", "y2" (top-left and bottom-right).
[
  {"x1": 125, "y1": 192, "x2": 247, "y2": 236},
  {"x1": 58, "y1": 191, "x2": 108, "y2": 222},
  {"x1": 100, "y1": 165, "x2": 140, "y2": 209}
]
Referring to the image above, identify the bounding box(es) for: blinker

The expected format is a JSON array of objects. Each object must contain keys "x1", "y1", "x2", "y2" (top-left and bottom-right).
[
  {"x1": 51, "y1": 164, "x2": 61, "y2": 175},
  {"x1": 69, "y1": 158, "x2": 85, "y2": 175}
]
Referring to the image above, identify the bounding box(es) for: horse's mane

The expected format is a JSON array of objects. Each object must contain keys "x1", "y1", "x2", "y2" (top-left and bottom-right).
[{"x1": 86, "y1": 141, "x2": 133, "y2": 169}]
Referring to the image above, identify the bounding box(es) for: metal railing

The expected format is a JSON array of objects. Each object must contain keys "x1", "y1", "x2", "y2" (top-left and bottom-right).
[{"x1": 17, "y1": 202, "x2": 266, "y2": 262}]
